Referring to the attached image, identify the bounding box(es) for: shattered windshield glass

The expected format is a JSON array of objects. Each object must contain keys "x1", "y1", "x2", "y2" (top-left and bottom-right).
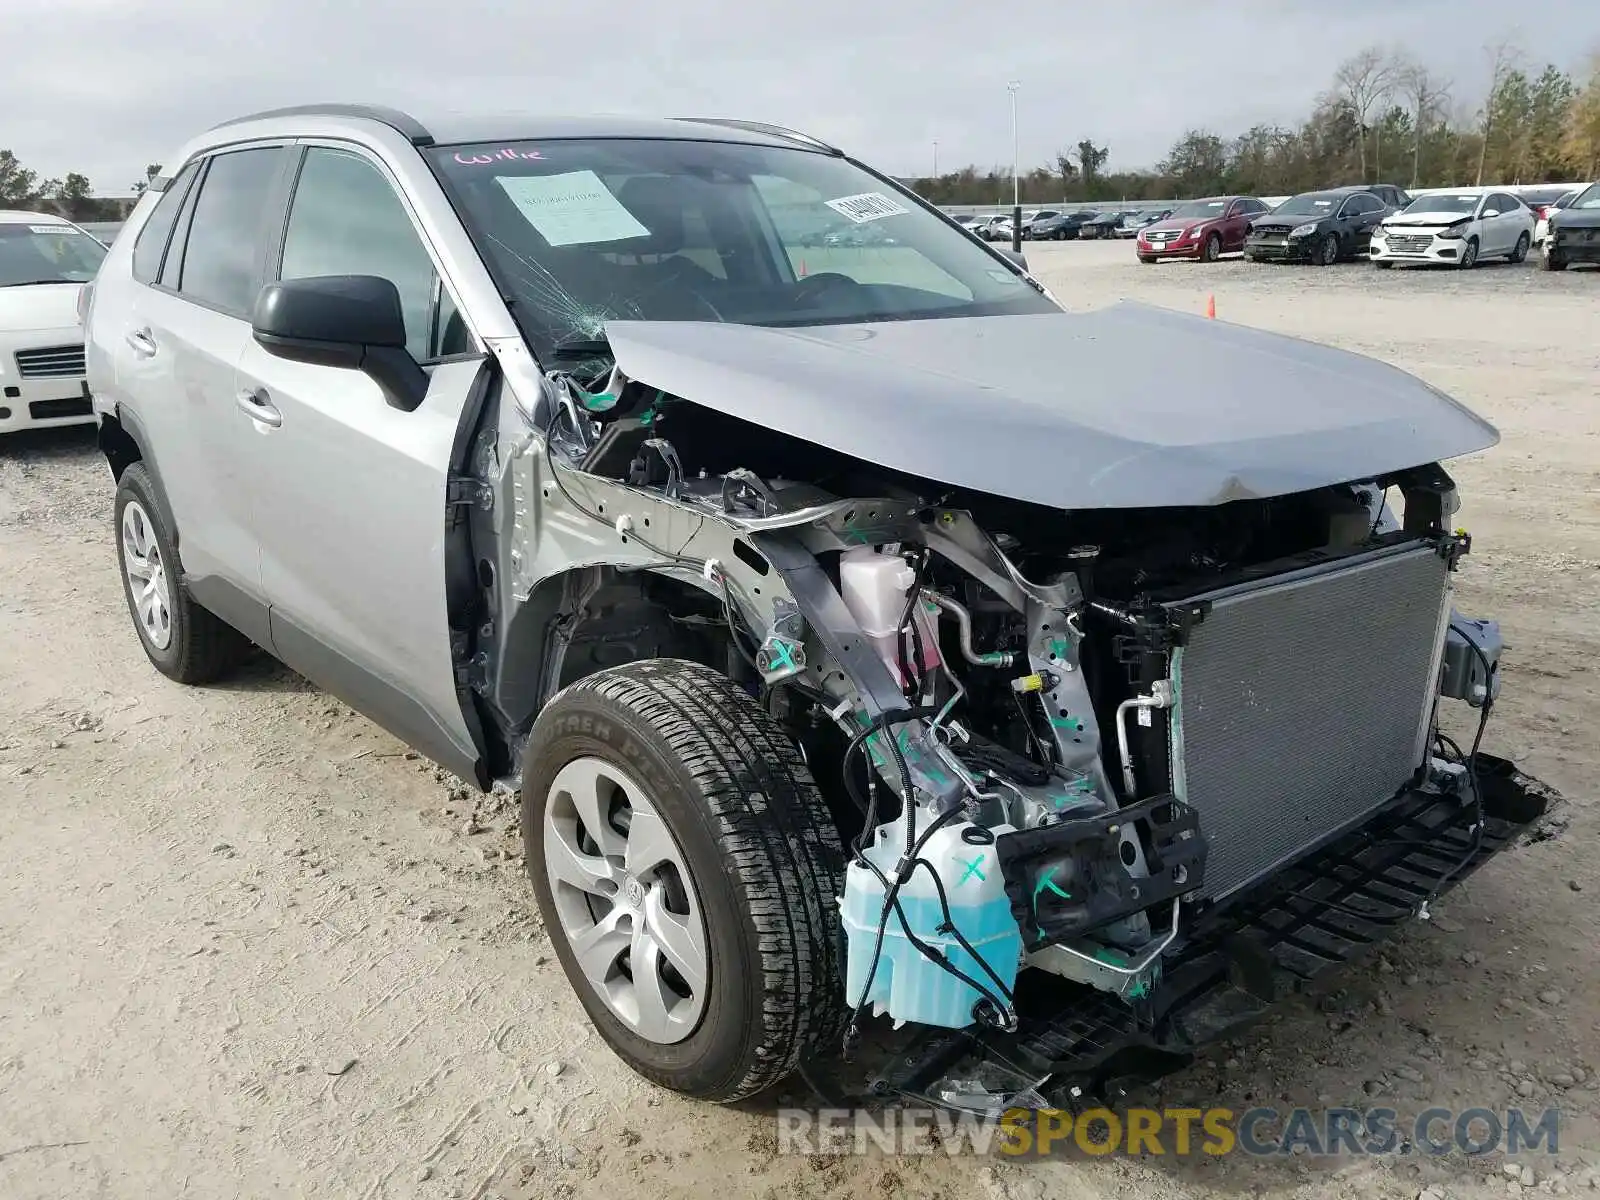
[{"x1": 428, "y1": 138, "x2": 1055, "y2": 358}]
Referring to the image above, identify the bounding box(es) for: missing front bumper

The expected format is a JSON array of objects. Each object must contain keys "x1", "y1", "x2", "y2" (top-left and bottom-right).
[{"x1": 869, "y1": 757, "x2": 1561, "y2": 1108}]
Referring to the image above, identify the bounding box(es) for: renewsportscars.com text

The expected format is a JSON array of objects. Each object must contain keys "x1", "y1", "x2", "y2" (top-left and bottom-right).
[{"x1": 776, "y1": 1106, "x2": 1561, "y2": 1158}]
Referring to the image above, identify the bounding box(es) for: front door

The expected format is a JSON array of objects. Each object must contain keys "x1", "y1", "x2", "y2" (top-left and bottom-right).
[{"x1": 234, "y1": 143, "x2": 486, "y2": 780}]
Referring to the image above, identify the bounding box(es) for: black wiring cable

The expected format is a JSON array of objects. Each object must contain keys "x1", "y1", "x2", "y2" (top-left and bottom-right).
[
  {"x1": 908, "y1": 855, "x2": 1017, "y2": 1004},
  {"x1": 1419, "y1": 629, "x2": 1497, "y2": 906}
]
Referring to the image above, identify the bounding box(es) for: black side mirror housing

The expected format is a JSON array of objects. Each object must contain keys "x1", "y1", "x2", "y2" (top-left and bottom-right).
[{"x1": 252, "y1": 275, "x2": 428, "y2": 413}]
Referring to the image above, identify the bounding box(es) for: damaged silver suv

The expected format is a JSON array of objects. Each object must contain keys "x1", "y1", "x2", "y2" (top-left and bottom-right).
[{"x1": 83, "y1": 104, "x2": 1557, "y2": 1110}]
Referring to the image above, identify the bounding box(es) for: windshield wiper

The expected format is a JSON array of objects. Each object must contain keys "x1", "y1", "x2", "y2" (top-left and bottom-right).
[{"x1": 0, "y1": 278, "x2": 74, "y2": 288}]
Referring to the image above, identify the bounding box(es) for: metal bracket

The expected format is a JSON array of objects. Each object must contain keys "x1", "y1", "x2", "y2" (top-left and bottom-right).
[{"x1": 446, "y1": 475, "x2": 494, "y2": 512}]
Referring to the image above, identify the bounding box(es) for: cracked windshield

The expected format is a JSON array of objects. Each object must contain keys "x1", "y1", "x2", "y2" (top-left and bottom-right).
[{"x1": 429, "y1": 138, "x2": 1053, "y2": 358}]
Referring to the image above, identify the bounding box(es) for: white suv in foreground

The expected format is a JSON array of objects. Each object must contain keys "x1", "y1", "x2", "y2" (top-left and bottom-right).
[{"x1": 0, "y1": 210, "x2": 106, "y2": 434}]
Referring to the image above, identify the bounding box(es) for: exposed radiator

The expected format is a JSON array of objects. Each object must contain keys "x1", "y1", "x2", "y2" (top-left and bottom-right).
[{"x1": 1168, "y1": 542, "x2": 1453, "y2": 901}]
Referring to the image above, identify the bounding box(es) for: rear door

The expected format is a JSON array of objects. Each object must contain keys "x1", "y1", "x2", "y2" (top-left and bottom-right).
[
  {"x1": 1345, "y1": 194, "x2": 1385, "y2": 251},
  {"x1": 233, "y1": 141, "x2": 486, "y2": 780},
  {"x1": 109, "y1": 145, "x2": 293, "y2": 645}
]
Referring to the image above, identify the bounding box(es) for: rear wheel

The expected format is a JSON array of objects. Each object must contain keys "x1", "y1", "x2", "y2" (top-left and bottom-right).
[
  {"x1": 114, "y1": 463, "x2": 252, "y2": 684},
  {"x1": 522, "y1": 659, "x2": 847, "y2": 1102},
  {"x1": 1510, "y1": 231, "x2": 1530, "y2": 263}
]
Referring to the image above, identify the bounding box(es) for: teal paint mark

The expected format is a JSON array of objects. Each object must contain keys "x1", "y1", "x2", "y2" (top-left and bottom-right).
[
  {"x1": 767, "y1": 639, "x2": 799, "y2": 672},
  {"x1": 1031, "y1": 873, "x2": 1072, "y2": 911},
  {"x1": 579, "y1": 390, "x2": 618, "y2": 412},
  {"x1": 958, "y1": 855, "x2": 987, "y2": 885},
  {"x1": 1047, "y1": 637, "x2": 1070, "y2": 659},
  {"x1": 1128, "y1": 976, "x2": 1151, "y2": 1000},
  {"x1": 1048, "y1": 716, "x2": 1085, "y2": 732}
]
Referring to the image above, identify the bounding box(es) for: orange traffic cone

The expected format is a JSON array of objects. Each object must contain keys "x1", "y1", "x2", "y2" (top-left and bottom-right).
[{"x1": 1205, "y1": 294, "x2": 1216, "y2": 319}]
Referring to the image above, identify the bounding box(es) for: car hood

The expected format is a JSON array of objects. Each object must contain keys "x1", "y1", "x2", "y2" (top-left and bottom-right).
[
  {"x1": 1553, "y1": 209, "x2": 1600, "y2": 229},
  {"x1": 0, "y1": 282, "x2": 84, "y2": 333},
  {"x1": 1386, "y1": 211, "x2": 1474, "y2": 226},
  {"x1": 601, "y1": 304, "x2": 1498, "y2": 510},
  {"x1": 1140, "y1": 217, "x2": 1204, "y2": 234}
]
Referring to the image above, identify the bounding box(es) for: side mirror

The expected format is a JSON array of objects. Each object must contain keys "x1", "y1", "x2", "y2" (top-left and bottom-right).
[
  {"x1": 1481, "y1": 209, "x2": 1499, "y2": 218},
  {"x1": 252, "y1": 275, "x2": 427, "y2": 413},
  {"x1": 996, "y1": 246, "x2": 1029, "y2": 272}
]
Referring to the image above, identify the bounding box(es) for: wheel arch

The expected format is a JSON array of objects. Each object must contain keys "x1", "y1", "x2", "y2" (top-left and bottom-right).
[{"x1": 99, "y1": 407, "x2": 182, "y2": 557}]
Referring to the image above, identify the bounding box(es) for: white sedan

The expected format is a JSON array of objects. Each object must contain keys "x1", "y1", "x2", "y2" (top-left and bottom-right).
[
  {"x1": 1, "y1": 210, "x2": 107, "y2": 434},
  {"x1": 1368, "y1": 189, "x2": 1535, "y2": 268}
]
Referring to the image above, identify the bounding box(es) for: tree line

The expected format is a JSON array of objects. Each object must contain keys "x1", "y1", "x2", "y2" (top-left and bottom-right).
[
  {"x1": 0, "y1": 156, "x2": 161, "y2": 221},
  {"x1": 911, "y1": 41, "x2": 1600, "y2": 206}
]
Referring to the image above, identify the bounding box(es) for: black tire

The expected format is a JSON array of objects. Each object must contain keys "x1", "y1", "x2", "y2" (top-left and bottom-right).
[
  {"x1": 1460, "y1": 237, "x2": 1480, "y2": 269},
  {"x1": 1139, "y1": 255, "x2": 1156, "y2": 264},
  {"x1": 522, "y1": 659, "x2": 847, "y2": 1103},
  {"x1": 1373, "y1": 259, "x2": 1393, "y2": 269},
  {"x1": 1510, "y1": 232, "x2": 1530, "y2": 264},
  {"x1": 1316, "y1": 233, "x2": 1340, "y2": 265},
  {"x1": 1543, "y1": 249, "x2": 1567, "y2": 271},
  {"x1": 1201, "y1": 232, "x2": 1221, "y2": 263},
  {"x1": 113, "y1": 462, "x2": 252, "y2": 684}
]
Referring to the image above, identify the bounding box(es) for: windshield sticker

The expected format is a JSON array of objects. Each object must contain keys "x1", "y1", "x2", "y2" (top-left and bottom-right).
[
  {"x1": 825, "y1": 191, "x2": 912, "y2": 224},
  {"x1": 495, "y1": 171, "x2": 650, "y2": 247},
  {"x1": 455, "y1": 148, "x2": 543, "y2": 165},
  {"x1": 30, "y1": 225, "x2": 78, "y2": 235}
]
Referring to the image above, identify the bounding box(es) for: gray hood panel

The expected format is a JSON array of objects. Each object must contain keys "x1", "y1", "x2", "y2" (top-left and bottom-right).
[{"x1": 602, "y1": 304, "x2": 1498, "y2": 509}]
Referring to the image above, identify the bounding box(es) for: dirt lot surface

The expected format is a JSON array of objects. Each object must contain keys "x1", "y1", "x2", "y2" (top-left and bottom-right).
[{"x1": 2, "y1": 240, "x2": 1595, "y2": 1200}]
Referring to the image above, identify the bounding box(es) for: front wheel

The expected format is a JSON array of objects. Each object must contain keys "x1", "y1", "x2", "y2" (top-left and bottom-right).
[
  {"x1": 1316, "y1": 233, "x2": 1340, "y2": 266},
  {"x1": 1200, "y1": 233, "x2": 1222, "y2": 263},
  {"x1": 1510, "y1": 231, "x2": 1530, "y2": 264},
  {"x1": 522, "y1": 659, "x2": 847, "y2": 1103},
  {"x1": 1543, "y1": 248, "x2": 1567, "y2": 271},
  {"x1": 1460, "y1": 237, "x2": 1480, "y2": 268},
  {"x1": 1139, "y1": 254, "x2": 1156, "y2": 264},
  {"x1": 1373, "y1": 259, "x2": 1393, "y2": 269}
]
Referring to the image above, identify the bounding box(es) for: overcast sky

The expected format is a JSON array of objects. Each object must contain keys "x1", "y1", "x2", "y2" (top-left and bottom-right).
[{"x1": 5, "y1": 0, "x2": 1596, "y2": 194}]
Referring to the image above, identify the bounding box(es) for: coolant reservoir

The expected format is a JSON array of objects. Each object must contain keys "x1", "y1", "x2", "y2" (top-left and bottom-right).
[
  {"x1": 841, "y1": 816, "x2": 1022, "y2": 1029},
  {"x1": 838, "y1": 547, "x2": 940, "y2": 687}
]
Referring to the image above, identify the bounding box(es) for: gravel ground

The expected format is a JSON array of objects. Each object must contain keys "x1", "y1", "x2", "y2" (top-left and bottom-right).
[{"x1": 1, "y1": 240, "x2": 1595, "y2": 1199}]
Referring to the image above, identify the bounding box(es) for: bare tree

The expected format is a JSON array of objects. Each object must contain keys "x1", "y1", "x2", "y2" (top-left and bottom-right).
[
  {"x1": 1395, "y1": 56, "x2": 1453, "y2": 188},
  {"x1": 1476, "y1": 34, "x2": 1523, "y2": 184},
  {"x1": 1333, "y1": 47, "x2": 1399, "y2": 179}
]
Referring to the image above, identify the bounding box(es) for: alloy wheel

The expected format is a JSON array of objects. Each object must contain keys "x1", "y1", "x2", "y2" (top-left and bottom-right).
[
  {"x1": 542, "y1": 756, "x2": 710, "y2": 1045},
  {"x1": 121, "y1": 500, "x2": 172, "y2": 651}
]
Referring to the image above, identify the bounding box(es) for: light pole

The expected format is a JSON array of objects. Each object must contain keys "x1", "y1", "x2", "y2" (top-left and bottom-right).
[
  {"x1": 932, "y1": 139, "x2": 938, "y2": 179},
  {"x1": 1007, "y1": 81, "x2": 1021, "y2": 252}
]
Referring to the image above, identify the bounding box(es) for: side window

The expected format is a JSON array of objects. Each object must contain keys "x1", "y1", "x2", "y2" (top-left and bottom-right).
[
  {"x1": 175, "y1": 147, "x2": 286, "y2": 315},
  {"x1": 278, "y1": 147, "x2": 456, "y2": 362},
  {"x1": 131, "y1": 162, "x2": 199, "y2": 284},
  {"x1": 1490, "y1": 193, "x2": 1519, "y2": 214}
]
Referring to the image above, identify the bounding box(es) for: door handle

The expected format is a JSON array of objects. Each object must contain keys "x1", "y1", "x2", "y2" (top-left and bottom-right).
[
  {"x1": 126, "y1": 328, "x2": 157, "y2": 357},
  {"x1": 236, "y1": 387, "x2": 282, "y2": 428}
]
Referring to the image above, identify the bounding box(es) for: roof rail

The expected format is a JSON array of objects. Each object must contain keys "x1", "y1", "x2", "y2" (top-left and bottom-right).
[
  {"x1": 207, "y1": 103, "x2": 434, "y2": 147},
  {"x1": 672, "y1": 117, "x2": 839, "y2": 154}
]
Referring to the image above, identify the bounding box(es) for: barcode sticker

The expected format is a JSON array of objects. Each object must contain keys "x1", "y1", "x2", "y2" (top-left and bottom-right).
[
  {"x1": 30, "y1": 225, "x2": 79, "y2": 235},
  {"x1": 824, "y1": 192, "x2": 911, "y2": 224}
]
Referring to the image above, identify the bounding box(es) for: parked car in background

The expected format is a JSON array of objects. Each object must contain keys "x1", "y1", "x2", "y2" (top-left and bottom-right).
[
  {"x1": 0, "y1": 210, "x2": 108, "y2": 435},
  {"x1": 983, "y1": 215, "x2": 1014, "y2": 241},
  {"x1": 1020, "y1": 210, "x2": 1062, "y2": 238},
  {"x1": 1114, "y1": 209, "x2": 1169, "y2": 238},
  {"x1": 1532, "y1": 189, "x2": 1579, "y2": 247},
  {"x1": 1137, "y1": 196, "x2": 1270, "y2": 262},
  {"x1": 1359, "y1": 183, "x2": 1413, "y2": 210},
  {"x1": 953, "y1": 214, "x2": 988, "y2": 238},
  {"x1": 1543, "y1": 181, "x2": 1600, "y2": 271},
  {"x1": 1078, "y1": 210, "x2": 1135, "y2": 240},
  {"x1": 1245, "y1": 187, "x2": 1392, "y2": 265},
  {"x1": 1029, "y1": 210, "x2": 1100, "y2": 241},
  {"x1": 1368, "y1": 189, "x2": 1533, "y2": 269}
]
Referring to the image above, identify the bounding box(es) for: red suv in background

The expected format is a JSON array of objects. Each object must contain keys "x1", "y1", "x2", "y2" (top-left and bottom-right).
[{"x1": 1137, "y1": 195, "x2": 1272, "y2": 262}]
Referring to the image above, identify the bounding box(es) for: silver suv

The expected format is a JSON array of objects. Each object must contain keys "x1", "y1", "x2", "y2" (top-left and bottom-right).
[{"x1": 84, "y1": 104, "x2": 1552, "y2": 1111}]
